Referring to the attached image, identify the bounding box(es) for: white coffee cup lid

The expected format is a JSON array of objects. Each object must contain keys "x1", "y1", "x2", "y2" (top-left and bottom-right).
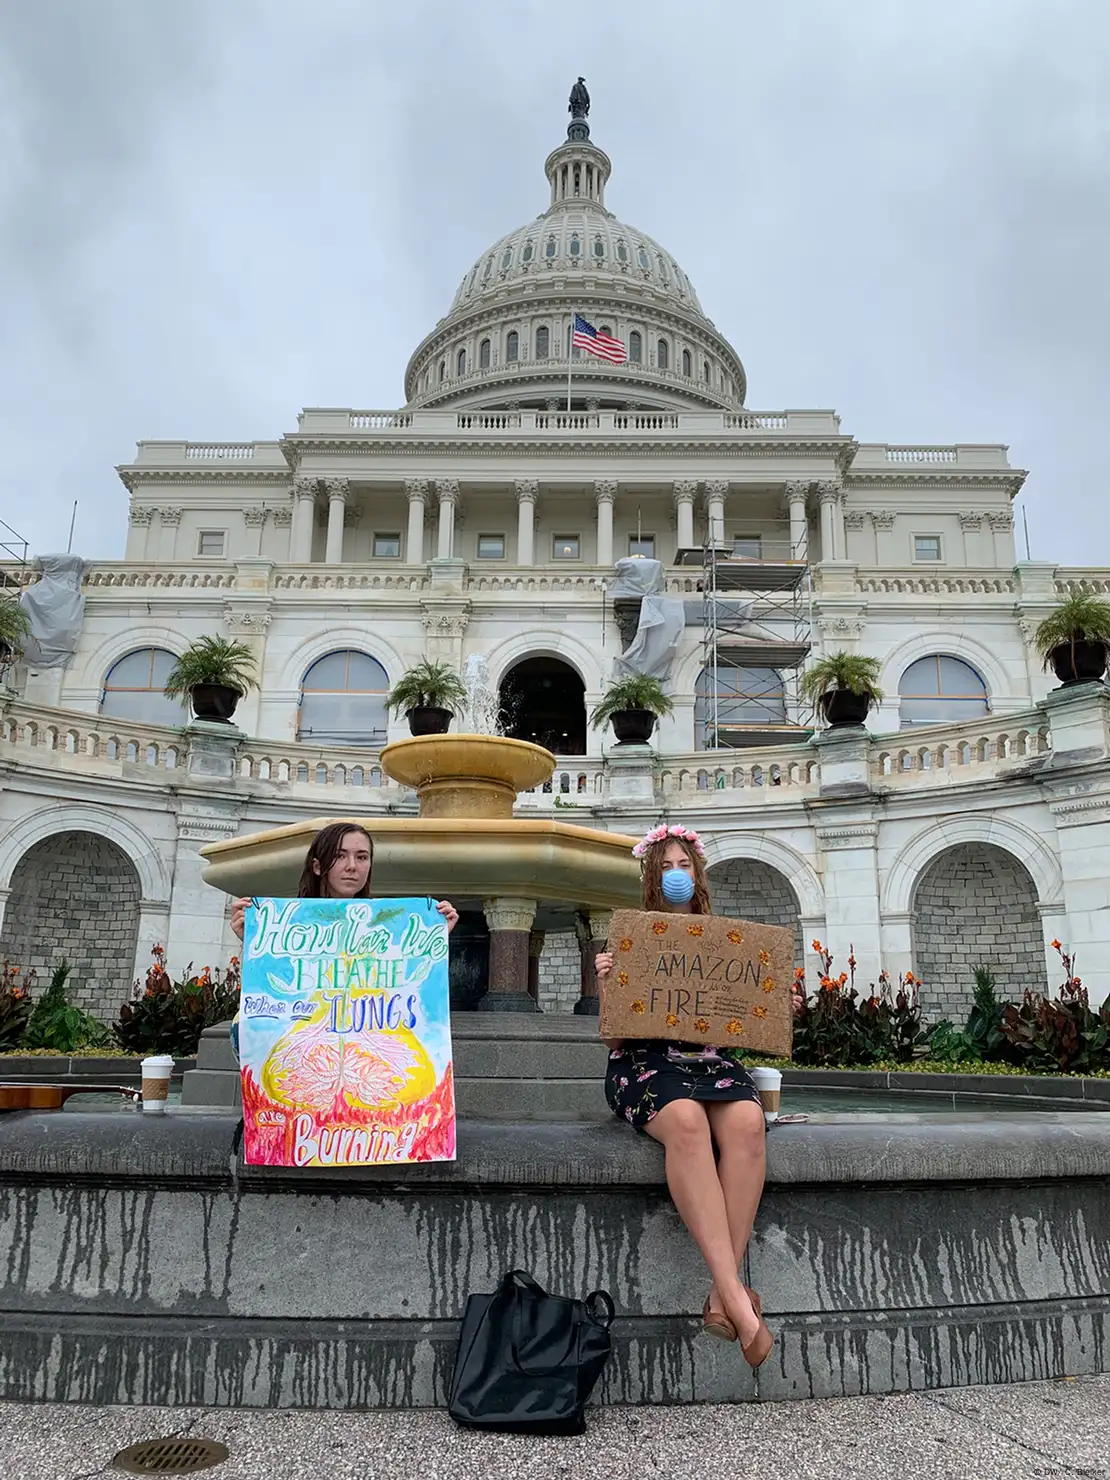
[{"x1": 141, "y1": 1055, "x2": 175, "y2": 1069}]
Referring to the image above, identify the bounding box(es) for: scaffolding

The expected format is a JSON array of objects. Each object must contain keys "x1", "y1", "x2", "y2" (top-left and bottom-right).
[
  {"x1": 0, "y1": 519, "x2": 28, "y2": 589},
  {"x1": 678, "y1": 520, "x2": 814, "y2": 750}
]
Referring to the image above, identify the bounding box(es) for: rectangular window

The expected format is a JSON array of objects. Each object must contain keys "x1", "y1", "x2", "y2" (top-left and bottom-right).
[
  {"x1": 553, "y1": 534, "x2": 580, "y2": 560},
  {"x1": 732, "y1": 535, "x2": 763, "y2": 560},
  {"x1": 373, "y1": 533, "x2": 401, "y2": 559},
  {"x1": 628, "y1": 535, "x2": 656, "y2": 559},
  {"x1": 197, "y1": 530, "x2": 225, "y2": 557},
  {"x1": 914, "y1": 534, "x2": 942, "y2": 563},
  {"x1": 477, "y1": 533, "x2": 505, "y2": 559}
]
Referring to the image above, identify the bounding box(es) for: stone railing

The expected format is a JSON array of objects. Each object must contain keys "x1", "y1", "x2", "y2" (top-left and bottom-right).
[
  {"x1": 853, "y1": 569, "x2": 1015, "y2": 595},
  {"x1": 271, "y1": 567, "x2": 431, "y2": 591},
  {"x1": 293, "y1": 406, "x2": 844, "y2": 441},
  {"x1": 872, "y1": 714, "x2": 1051, "y2": 785},
  {"x1": 0, "y1": 704, "x2": 188, "y2": 773},
  {"x1": 1056, "y1": 571, "x2": 1110, "y2": 596},
  {"x1": 183, "y1": 444, "x2": 256, "y2": 460},
  {"x1": 659, "y1": 752, "x2": 820, "y2": 797}
]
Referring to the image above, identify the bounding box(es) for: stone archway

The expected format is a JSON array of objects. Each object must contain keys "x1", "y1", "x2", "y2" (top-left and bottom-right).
[
  {"x1": 707, "y1": 857, "x2": 803, "y2": 965},
  {"x1": 912, "y1": 843, "x2": 1044, "y2": 1021},
  {"x1": 500, "y1": 656, "x2": 587, "y2": 754},
  {"x1": 0, "y1": 831, "x2": 142, "y2": 1021}
]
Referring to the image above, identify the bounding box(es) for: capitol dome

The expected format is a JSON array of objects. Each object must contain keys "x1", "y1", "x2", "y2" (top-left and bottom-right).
[{"x1": 403, "y1": 86, "x2": 747, "y2": 412}]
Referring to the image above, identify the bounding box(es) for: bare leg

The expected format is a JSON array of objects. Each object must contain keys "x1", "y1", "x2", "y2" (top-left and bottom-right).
[
  {"x1": 645, "y1": 1099, "x2": 760, "y2": 1343},
  {"x1": 704, "y1": 1099, "x2": 766, "y2": 1319}
]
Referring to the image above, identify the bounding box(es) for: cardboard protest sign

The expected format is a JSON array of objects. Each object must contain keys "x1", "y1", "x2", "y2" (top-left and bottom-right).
[
  {"x1": 600, "y1": 910, "x2": 794, "y2": 1057},
  {"x1": 239, "y1": 897, "x2": 455, "y2": 1167}
]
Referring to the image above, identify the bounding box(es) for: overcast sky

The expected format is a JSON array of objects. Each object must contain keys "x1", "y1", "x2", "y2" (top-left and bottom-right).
[{"x1": 1, "y1": 0, "x2": 1107, "y2": 565}]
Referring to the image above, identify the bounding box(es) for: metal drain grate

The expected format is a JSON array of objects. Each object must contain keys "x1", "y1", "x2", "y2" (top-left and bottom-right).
[{"x1": 112, "y1": 1437, "x2": 229, "y2": 1475}]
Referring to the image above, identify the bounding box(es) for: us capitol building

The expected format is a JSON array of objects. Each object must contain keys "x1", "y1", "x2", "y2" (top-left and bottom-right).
[{"x1": 3, "y1": 85, "x2": 1109, "y2": 1024}]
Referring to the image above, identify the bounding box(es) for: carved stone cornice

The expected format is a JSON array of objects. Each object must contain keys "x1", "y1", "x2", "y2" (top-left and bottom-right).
[
  {"x1": 704, "y1": 478, "x2": 728, "y2": 501},
  {"x1": 673, "y1": 478, "x2": 698, "y2": 505},
  {"x1": 817, "y1": 613, "x2": 865, "y2": 640},
  {"x1": 483, "y1": 897, "x2": 538, "y2": 933},
  {"x1": 816, "y1": 480, "x2": 842, "y2": 506},
  {"x1": 871, "y1": 510, "x2": 896, "y2": 531},
  {"x1": 242, "y1": 506, "x2": 268, "y2": 527},
  {"x1": 594, "y1": 478, "x2": 617, "y2": 505},
  {"x1": 987, "y1": 509, "x2": 1014, "y2": 531},
  {"x1": 128, "y1": 505, "x2": 155, "y2": 526},
  {"x1": 292, "y1": 476, "x2": 318, "y2": 504},
  {"x1": 958, "y1": 512, "x2": 983, "y2": 531},
  {"x1": 160, "y1": 507, "x2": 183, "y2": 527},
  {"x1": 223, "y1": 604, "x2": 273, "y2": 636},
  {"x1": 420, "y1": 603, "x2": 470, "y2": 639},
  {"x1": 843, "y1": 511, "x2": 867, "y2": 530},
  {"x1": 404, "y1": 477, "x2": 429, "y2": 505},
  {"x1": 816, "y1": 823, "x2": 878, "y2": 851},
  {"x1": 783, "y1": 479, "x2": 809, "y2": 507},
  {"x1": 436, "y1": 478, "x2": 459, "y2": 505},
  {"x1": 515, "y1": 478, "x2": 538, "y2": 505},
  {"x1": 272, "y1": 507, "x2": 292, "y2": 527},
  {"x1": 324, "y1": 477, "x2": 349, "y2": 503},
  {"x1": 343, "y1": 506, "x2": 362, "y2": 528}
]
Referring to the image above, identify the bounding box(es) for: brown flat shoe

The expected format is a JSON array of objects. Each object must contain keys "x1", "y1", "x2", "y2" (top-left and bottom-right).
[
  {"x1": 702, "y1": 1296, "x2": 737, "y2": 1342},
  {"x1": 741, "y1": 1316, "x2": 774, "y2": 1369},
  {"x1": 744, "y1": 1285, "x2": 762, "y2": 1318}
]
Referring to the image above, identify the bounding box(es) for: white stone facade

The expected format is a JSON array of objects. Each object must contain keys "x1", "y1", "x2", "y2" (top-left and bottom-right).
[{"x1": 3, "y1": 99, "x2": 1110, "y2": 1023}]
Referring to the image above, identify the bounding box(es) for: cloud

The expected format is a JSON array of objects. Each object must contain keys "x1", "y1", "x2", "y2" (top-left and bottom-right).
[{"x1": 0, "y1": 0, "x2": 1107, "y2": 564}]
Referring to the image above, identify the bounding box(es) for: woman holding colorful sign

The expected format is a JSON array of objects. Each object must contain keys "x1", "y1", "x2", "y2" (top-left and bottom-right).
[
  {"x1": 595, "y1": 823, "x2": 773, "y2": 1368},
  {"x1": 227, "y1": 823, "x2": 459, "y2": 1063}
]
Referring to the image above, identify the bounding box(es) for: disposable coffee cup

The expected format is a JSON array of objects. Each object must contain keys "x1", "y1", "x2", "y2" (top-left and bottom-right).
[
  {"x1": 749, "y1": 1066, "x2": 782, "y2": 1125},
  {"x1": 141, "y1": 1055, "x2": 174, "y2": 1114}
]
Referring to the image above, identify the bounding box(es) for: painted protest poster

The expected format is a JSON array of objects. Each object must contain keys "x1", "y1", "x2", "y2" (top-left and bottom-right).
[
  {"x1": 600, "y1": 909, "x2": 794, "y2": 1057},
  {"x1": 239, "y1": 896, "x2": 455, "y2": 1167}
]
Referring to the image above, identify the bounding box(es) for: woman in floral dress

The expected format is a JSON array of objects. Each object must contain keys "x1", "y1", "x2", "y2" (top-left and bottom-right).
[{"x1": 595, "y1": 824, "x2": 773, "y2": 1367}]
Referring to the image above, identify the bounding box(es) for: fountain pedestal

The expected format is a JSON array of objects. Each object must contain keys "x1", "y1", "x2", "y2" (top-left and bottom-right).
[{"x1": 480, "y1": 897, "x2": 538, "y2": 1012}]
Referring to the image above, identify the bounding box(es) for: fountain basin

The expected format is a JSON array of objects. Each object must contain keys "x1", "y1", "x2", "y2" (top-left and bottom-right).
[
  {"x1": 201, "y1": 814, "x2": 640, "y2": 928},
  {"x1": 379, "y1": 733, "x2": 557, "y2": 819}
]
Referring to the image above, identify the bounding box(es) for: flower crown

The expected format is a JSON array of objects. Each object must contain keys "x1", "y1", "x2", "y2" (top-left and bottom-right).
[{"x1": 632, "y1": 823, "x2": 706, "y2": 860}]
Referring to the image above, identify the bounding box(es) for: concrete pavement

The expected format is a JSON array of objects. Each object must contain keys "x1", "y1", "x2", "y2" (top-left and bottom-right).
[{"x1": 1, "y1": 1377, "x2": 1108, "y2": 1480}]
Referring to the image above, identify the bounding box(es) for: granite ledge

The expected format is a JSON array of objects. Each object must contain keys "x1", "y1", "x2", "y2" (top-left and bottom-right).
[{"x1": 3, "y1": 1111, "x2": 1110, "y2": 1189}]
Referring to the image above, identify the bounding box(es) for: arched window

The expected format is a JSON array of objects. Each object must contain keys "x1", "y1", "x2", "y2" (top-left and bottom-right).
[
  {"x1": 522, "y1": 239, "x2": 535, "y2": 263},
  {"x1": 479, "y1": 338, "x2": 491, "y2": 369},
  {"x1": 657, "y1": 339, "x2": 669, "y2": 370},
  {"x1": 100, "y1": 648, "x2": 186, "y2": 727},
  {"x1": 500, "y1": 246, "x2": 513, "y2": 270},
  {"x1": 569, "y1": 234, "x2": 581, "y2": 258},
  {"x1": 481, "y1": 255, "x2": 493, "y2": 281},
  {"x1": 628, "y1": 330, "x2": 642, "y2": 364},
  {"x1": 298, "y1": 650, "x2": 389, "y2": 747},
  {"x1": 637, "y1": 245, "x2": 650, "y2": 270},
  {"x1": 695, "y1": 666, "x2": 786, "y2": 747},
  {"x1": 438, "y1": 359, "x2": 446, "y2": 384},
  {"x1": 899, "y1": 656, "x2": 989, "y2": 729},
  {"x1": 506, "y1": 330, "x2": 519, "y2": 362},
  {"x1": 703, "y1": 360, "x2": 710, "y2": 383},
  {"x1": 616, "y1": 240, "x2": 629, "y2": 263},
  {"x1": 535, "y1": 325, "x2": 550, "y2": 359},
  {"x1": 545, "y1": 236, "x2": 557, "y2": 259},
  {"x1": 456, "y1": 348, "x2": 466, "y2": 376},
  {"x1": 681, "y1": 348, "x2": 692, "y2": 377},
  {"x1": 593, "y1": 236, "x2": 605, "y2": 259}
]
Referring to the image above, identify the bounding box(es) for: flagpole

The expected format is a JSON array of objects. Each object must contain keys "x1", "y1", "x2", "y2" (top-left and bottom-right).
[{"x1": 566, "y1": 311, "x2": 574, "y2": 413}]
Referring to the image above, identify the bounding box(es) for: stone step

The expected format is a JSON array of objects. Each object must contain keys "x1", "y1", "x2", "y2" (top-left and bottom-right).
[{"x1": 456, "y1": 1077, "x2": 609, "y2": 1121}]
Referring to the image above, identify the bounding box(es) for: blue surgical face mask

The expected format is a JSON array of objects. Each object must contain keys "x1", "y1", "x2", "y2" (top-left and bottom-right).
[{"x1": 661, "y1": 868, "x2": 696, "y2": 905}]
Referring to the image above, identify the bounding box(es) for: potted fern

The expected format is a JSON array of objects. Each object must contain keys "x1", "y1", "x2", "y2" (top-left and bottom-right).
[
  {"x1": 163, "y1": 636, "x2": 257, "y2": 723},
  {"x1": 1034, "y1": 591, "x2": 1110, "y2": 687},
  {"x1": 0, "y1": 596, "x2": 31, "y2": 674},
  {"x1": 801, "y1": 652, "x2": 884, "y2": 728},
  {"x1": 386, "y1": 659, "x2": 468, "y2": 736},
  {"x1": 590, "y1": 673, "x2": 674, "y2": 745}
]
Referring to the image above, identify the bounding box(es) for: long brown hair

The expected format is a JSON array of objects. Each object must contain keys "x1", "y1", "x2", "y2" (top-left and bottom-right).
[
  {"x1": 297, "y1": 823, "x2": 374, "y2": 898},
  {"x1": 640, "y1": 836, "x2": 712, "y2": 915}
]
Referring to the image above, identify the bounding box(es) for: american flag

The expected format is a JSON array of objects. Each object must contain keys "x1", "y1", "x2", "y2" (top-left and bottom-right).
[{"x1": 571, "y1": 314, "x2": 627, "y2": 364}]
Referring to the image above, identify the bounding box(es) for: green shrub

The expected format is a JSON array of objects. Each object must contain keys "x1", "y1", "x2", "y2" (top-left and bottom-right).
[
  {"x1": 115, "y1": 945, "x2": 241, "y2": 1059},
  {"x1": 23, "y1": 959, "x2": 111, "y2": 1053},
  {"x1": 928, "y1": 965, "x2": 1007, "y2": 1064}
]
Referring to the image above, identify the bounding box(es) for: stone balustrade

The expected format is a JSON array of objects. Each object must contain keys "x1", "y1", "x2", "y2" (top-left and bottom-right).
[{"x1": 1, "y1": 698, "x2": 1054, "y2": 807}]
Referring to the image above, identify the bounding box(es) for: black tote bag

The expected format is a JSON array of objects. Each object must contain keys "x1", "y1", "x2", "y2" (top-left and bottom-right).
[{"x1": 448, "y1": 1269, "x2": 616, "y2": 1435}]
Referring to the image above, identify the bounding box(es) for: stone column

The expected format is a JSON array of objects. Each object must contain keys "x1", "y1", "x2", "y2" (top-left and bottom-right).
[
  {"x1": 127, "y1": 505, "x2": 154, "y2": 561},
  {"x1": 290, "y1": 477, "x2": 317, "y2": 562},
  {"x1": 988, "y1": 508, "x2": 1015, "y2": 567},
  {"x1": 595, "y1": 479, "x2": 617, "y2": 567},
  {"x1": 784, "y1": 480, "x2": 809, "y2": 560},
  {"x1": 405, "y1": 478, "x2": 427, "y2": 565},
  {"x1": 574, "y1": 907, "x2": 612, "y2": 1016},
  {"x1": 673, "y1": 479, "x2": 697, "y2": 553},
  {"x1": 243, "y1": 505, "x2": 268, "y2": 558},
  {"x1": 480, "y1": 897, "x2": 538, "y2": 1012},
  {"x1": 871, "y1": 509, "x2": 896, "y2": 565},
  {"x1": 167, "y1": 727, "x2": 244, "y2": 975},
  {"x1": 436, "y1": 478, "x2": 458, "y2": 561},
  {"x1": 158, "y1": 507, "x2": 182, "y2": 562},
  {"x1": 133, "y1": 899, "x2": 172, "y2": 986},
  {"x1": 817, "y1": 481, "x2": 844, "y2": 561},
  {"x1": 527, "y1": 928, "x2": 546, "y2": 1005},
  {"x1": 324, "y1": 477, "x2": 348, "y2": 564},
  {"x1": 815, "y1": 821, "x2": 883, "y2": 988},
  {"x1": 516, "y1": 479, "x2": 537, "y2": 566},
  {"x1": 959, "y1": 511, "x2": 984, "y2": 566},
  {"x1": 704, "y1": 478, "x2": 728, "y2": 547}
]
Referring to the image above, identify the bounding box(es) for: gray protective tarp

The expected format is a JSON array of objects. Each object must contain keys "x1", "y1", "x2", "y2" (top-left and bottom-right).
[
  {"x1": 19, "y1": 554, "x2": 87, "y2": 668},
  {"x1": 608, "y1": 558, "x2": 686, "y2": 682}
]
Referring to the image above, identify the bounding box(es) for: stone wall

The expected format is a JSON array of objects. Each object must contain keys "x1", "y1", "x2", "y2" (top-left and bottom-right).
[
  {"x1": 0, "y1": 831, "x2": 142, "y2": 1019},
  {"x1": 913, "y1": 842, "x2": 1043, "y2": 1020},
  {"x1": 707, "y1": 858, "x2": 803, "y2": 965},
  {"x1": 537, "y1": 929, "x2": 580, "y2": 1012}
]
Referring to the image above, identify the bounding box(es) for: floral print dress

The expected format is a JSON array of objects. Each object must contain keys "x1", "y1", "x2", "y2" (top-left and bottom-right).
[{"x1": 605, "y1": 1041, "x2": 763, "y2": 1130}]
